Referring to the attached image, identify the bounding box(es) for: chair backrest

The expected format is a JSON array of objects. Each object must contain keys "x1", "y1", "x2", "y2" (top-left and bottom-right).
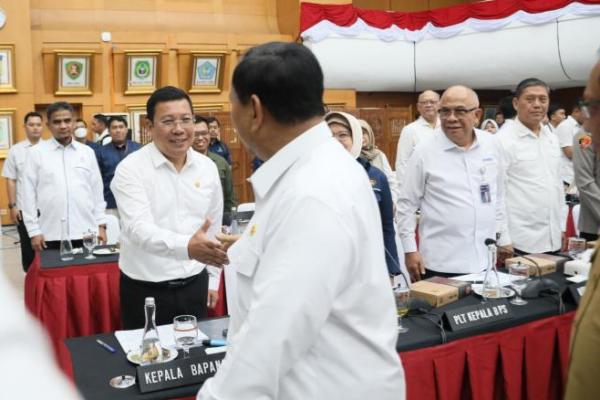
[
  {"x1": 105, "y1": 214, "x2": 120, "y2": 245},
  {"x1": 237, "y1": 202, "x2": 255, "y2": 212}
]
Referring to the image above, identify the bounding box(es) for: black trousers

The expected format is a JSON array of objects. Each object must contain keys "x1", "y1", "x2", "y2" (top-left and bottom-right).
[
  {"x1": 580, "y1": 232, "x2": 599, "y2": 242},
  {"x1": 120, "y1": 269, "x2": 209, "y2": 330},
  {"x1": 16, "y1": 212, "x2": 34, "y2": 272},
  {"x1": 421, "y1": 269, "x2": 462, "y2": 280}
]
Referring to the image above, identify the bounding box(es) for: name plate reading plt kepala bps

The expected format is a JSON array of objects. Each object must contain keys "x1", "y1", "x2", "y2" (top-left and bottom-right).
[
  {"x1": 137, "y1": 352, "x2": 226, "y2": 393},
  {"x1": 444, "y1": 299, "x2": 513, "y2": 332}
]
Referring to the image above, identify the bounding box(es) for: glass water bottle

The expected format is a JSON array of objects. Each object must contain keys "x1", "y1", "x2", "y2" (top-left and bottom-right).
[
  {"x1": 140, "y1": 297, "x2": 163, "y2": 365},
  {"x1": 59, "y1": 218, "x2": 74, "y2": 261}
]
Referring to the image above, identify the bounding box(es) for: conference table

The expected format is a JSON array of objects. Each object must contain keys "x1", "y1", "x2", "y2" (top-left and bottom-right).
[
  {"x1": 24, "y1": 247, "x2": 228, "y2": 365},
  {"x1": 62, "y1": 270, "x2": 579, "y2": 400}
]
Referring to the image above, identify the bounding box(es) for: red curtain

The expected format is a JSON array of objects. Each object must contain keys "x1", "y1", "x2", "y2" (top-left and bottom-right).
[{"x1": 301, "y1": 0, "x2": 600, "y2": 32}]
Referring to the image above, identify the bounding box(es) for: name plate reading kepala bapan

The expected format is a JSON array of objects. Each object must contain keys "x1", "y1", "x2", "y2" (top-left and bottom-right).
[
  {"x1": 137, "y1": 351, "x2": 226, "y2": 393},
  {"x1": 444, "y1": 299, "x2": 513, "y2": 332}
]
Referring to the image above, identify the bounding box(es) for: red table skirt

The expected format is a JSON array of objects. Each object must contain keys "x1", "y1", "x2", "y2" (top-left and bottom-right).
[{"x1": 400, "y1": 311, "x2": 574, "y2": 400}]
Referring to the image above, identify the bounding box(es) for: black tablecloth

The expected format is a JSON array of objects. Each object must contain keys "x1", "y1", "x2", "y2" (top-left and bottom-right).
[
  {"x1": 397, "y1": 271, "x2": 577, "y2": 352},
  {"x1": 41, "y1": 245, "x2": 119, "y2": 269},
  {"x1": 67, "y1": 317, "x2": 229, "y2": 400}
]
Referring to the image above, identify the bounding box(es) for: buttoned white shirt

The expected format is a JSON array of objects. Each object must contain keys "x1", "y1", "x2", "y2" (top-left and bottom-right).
[
  {"x1": 22, "y1": 138, "x2": 106, "y2": 240},
  {"x1": 111, "y1": 143, "x2": 223, "y2": 290},
  {"x1": 555, "y1": 115, "x2": 580, "y2": 185},
  {"x1": 198, "y1": 122, "x2": 405, "y2": 400},
  {"x1": 1, "y1": 139, "x2": 38, "y2": 209},
  {"x1": 498, "y1": 117, "x2": 566, "y2": 253},
  {"x1": 395, "y1": 116, "x2": 440, "y2": 185},
  {"x1": 96, "y1": 128, "x2": 112, "y2": 145},
  {"x1": 396, "y1": 129, "x2": 509, "y2": 274}
]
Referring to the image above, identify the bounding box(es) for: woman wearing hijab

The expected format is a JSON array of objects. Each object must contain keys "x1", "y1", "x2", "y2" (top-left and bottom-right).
[
  {"x1": 359, "y1": 119, "x2": 400, "y2": 203},
  {"x1": 480, "y1": 119, "x2": 499, "y2": 134},
  {"x1": 325, "y1": 111, "x2": 400, "y2": 279}
]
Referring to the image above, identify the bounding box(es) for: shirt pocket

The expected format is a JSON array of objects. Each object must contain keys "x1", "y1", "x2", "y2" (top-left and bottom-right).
[{"x1": 228, "y1": 236, "x2": 260, "y2": 314}]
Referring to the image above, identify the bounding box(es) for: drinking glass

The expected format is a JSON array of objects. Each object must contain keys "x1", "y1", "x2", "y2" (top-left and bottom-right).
[
  {"x1": 393, "y1": 286, "x2": 410, "y2": 333},
  {"x1": 83, "y1": 230, "x2": 98, "y2": 260},
  {"x1": 173, "y1": 315, "x2": 198, "y2": 358},
  {"x1": 568, "y1": 237, "x2": 587, "y2": 259},
  {"x1": 508, "y1": 262, "x2": 530, "y2": 306}
]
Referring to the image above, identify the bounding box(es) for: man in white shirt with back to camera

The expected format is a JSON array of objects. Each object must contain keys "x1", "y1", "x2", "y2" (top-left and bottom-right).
[
  {"x1": 395, "y1": 90, "x2": 440, "y2": 185},
  {"x1": 498, "y1": 78, "x2": 566, "y2": 253},
  {"x1": 198, "y1": 42, "x2": 405, "y2": 400},
  {"x1": 111, "y1": 86, "x2": 227, "y2": 329},
  {"x1": 555, "y1": 103, "x2": 585, "y2": 187},
  {"x1": 2, "y1": 111, "x2": 43, "y2": 271},
  {"x1": 397, "y1": 85, "x2": 511, "y2": 281},
  {"x1": 22, "y1": 102, "x2": 107, "y2": 251}
]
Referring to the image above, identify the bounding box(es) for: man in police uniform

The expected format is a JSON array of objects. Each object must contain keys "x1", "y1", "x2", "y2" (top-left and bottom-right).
[
  {"x1": 572, "y1": 128, "x2": 599, "y2": 242},
  {"x1": 565, "y1": 53, "x2": 600, "y2": 399}
]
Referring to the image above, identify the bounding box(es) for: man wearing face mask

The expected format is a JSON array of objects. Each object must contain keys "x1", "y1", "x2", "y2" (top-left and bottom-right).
[
  {"x1": 2, "y1": 112, "x2": 44, "y2": 271},
  {"x1": 73, "y1": 119, "x2": 97, "y2": 150},
  {"x1": 96, "y1": 116, "x2": 141, "y2": 218}
]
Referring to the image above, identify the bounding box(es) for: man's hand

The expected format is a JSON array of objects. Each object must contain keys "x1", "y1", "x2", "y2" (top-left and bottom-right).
[
  {"x1": 405, "y1": 251, "x2": 426, "y2": 282},
  {"x1": 215, "y1": 232, "x2": 241, "y2": 252},
  {"x1": 497, "y1": 243, "x2": 514, "y2": 266},
  {"x1": 207, "y1": 289, "x2": 219, "y2": 309},
  {"x1": 31, "y1": 234, "x2": 46, "y2": 253},
  {"x1": 188, "y1": 219, "x2": 228, "y2": 267},
  {"x1": 561, "y1": 232, "x2": 567, "y2": 252},
  {"x1": 98, "y1": 226, "x2": 107, "y2": 245},
  {"x1": 9, "y1": 208, "x2": 21, "y2": 225}
]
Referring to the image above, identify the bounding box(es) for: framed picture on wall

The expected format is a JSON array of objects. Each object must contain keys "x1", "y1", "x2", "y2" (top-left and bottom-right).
[
  {"x1": 0, "y1": 44, "x2": 16, "y2": 93},
  {"x1": 0, "y1": 109, "x2": 15, "y2": 158},
  {"x1": 127, "y1": 104, "x2": 149, "y2": 144},
  {"x1": 125, "y1": 51, "x2": 159, "y2": 95},
  {"x1": 55, "y1": 52, "x2": 92, "y2": 95},
  {"x1": 190, "y1": 52, "x2": 226, "y2": 93}
]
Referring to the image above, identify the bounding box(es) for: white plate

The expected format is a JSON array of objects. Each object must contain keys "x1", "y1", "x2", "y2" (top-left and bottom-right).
[
  {"x1": 472, "y1": 284, "x2": 516, "y2": 299},
  {"x1": 126, "y1": 347, "x2": 178, "y2": 365},
  {"x1": 93, "y1": 248, "x2": 119, "y2": 256}
]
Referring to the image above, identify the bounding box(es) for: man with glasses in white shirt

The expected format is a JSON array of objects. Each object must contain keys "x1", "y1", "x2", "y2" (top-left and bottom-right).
[
  {"x1": 397, "y1": 85, "x2": 510, "y2": 281},
  {"x1": 395, "y1": 90, "x2": 440, "y2": 185},
  {"x1": 22, "y1": 102, "x2": 107, "y2": 252},
  {"x1": 2, "y1": 111, "x2": 43, "y2": 271},
  {"x1": 498, "y1": 78, "x2": 566, "y2": 254},
  {"x1": 111, "y1": 86, "x2": 226, "y2": 329}
]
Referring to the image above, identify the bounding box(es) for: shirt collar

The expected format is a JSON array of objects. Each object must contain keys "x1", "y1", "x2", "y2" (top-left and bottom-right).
[
  {"x1": 438, "y1": 128, "x2": 481, "y2": 151},
  {"x1": 149, "y1": 142, "x2": 194, "y2": 171},
  {"x1": 417, "y1": 116, "x2": 440, "y2": 129},
  {"x1": 567, "y1": 115, "x2": 580, "y2": 127},
  {"x1": 249, "y1": 121, "x2": 330, "y2": 200},
  {"x1": 49, "y1": 136, "x2": 77, "y2": 150},
  {"x1": 514, "y1": 117, "x2": 545, "y2": 138}
]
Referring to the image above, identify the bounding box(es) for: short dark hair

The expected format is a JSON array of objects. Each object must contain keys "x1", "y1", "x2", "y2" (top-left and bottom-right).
[
  {"x1": 206, "y1": 116, "x2": 220, "y2": 127},
  {"x1": 93, "y1": 114, "x2": 108, "y2": 127},
  {"x1": 108, "y1": 115, "x2": 128, "y2": 128},
  {"x1": 572, "y1": 98, "x2": 583, "y2": 112},
  {"x1": 547, "y1": 103, "x2": 564, "y2": 118},
  {"x1": 514, "y1": 77, "x2": 550, "y2": 98},
  {"x1": 498, "y1": 96, "x2": 517, "y2": 119},
  {"x1": 24, "y1": 111, "x2": 42, "y2": 124},
  {"x1": 195, "y1": 115, "x2": 209, "y2": 125},
  {"x1": 146, "y1": 86, "x2": 193, "y2": 122},
  {"x1": 47, "y1": 102, "x2": 75, "y2": 120},
  {"x1": 76, "y1": 118, "x2": 87, "y2": 127},
  {"x1": 232, "y1": 42, "x2": 325, "y2": 125}
]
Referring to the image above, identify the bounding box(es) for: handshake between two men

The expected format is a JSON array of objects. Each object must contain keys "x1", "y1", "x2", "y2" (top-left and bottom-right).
[{"x1": 187, "y1": 218, "x2": 240, "y2": 268}]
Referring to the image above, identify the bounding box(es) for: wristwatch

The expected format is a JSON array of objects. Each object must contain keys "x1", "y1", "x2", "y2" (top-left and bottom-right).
[{"x1": 8, "y1": 203, "x2": 16, "y2": 209}]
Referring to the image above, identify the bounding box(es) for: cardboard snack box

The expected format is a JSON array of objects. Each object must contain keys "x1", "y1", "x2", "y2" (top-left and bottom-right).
[
  {"x1": 410, "y1": 280, "x2": 458, "y2": 308},
  {"x1": 504, "y1": 255, "x2": 556, "y2": 276},
  {"x1": 426, "y1": 276, "x2": 472, "y2": 298}
]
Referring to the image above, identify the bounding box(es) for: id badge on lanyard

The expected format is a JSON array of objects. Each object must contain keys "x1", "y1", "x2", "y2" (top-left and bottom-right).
[{"x1": 479, "y1": 166, "x2": 491, "y2": 204}]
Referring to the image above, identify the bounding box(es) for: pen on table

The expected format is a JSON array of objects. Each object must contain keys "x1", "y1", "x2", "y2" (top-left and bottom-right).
[
  {"x1": 96, "y1": 339, "x2": 116, "y2": 353},
  {"x1": 202, "y1": 339, "x2": 227, "y2": 347}
]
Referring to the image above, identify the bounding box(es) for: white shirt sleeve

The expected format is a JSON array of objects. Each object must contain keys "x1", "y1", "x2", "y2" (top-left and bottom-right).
[
  {"x1": 2, "y1": 147, "x2": 17, "y2": 180},
  {"x1": 87, "y1": 149, "x2": 107, "y2": 226},
  {"x1": 111, "y1": 161, "x2": 192, "y2": 261},
  {"x1": 379, "y1": 152, "x2": 399, "y2": 204},
  {"x1": 198, "y1": 196, "x2": 354, "y2": 400},
  {"x1": 556, "y1": 122, "x2": 574, "y2": 149},
  {"x1": 21, "y1": 148, "x2": 42, "y2": 237},
  {"x1": 396, "y1": 147, "x2": 425, "y2": 253},
  {"x1": 395, "y1": 125, "x2": 415, "y2": 185},
  {"x1": 205, "y1": 164, "x2": 224, "y2": 291},
  {"x1": 494, "y1": 138, "x2": 511, "y2": 246}
]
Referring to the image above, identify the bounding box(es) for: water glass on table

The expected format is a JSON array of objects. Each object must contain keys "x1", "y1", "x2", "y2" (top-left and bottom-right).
[
  {"x1": 393, "y1": 286, "x2": 410, "y2": 333},
  {"x1": 82, "y1": 230, "x2": 98, "y2": 260},
  {"x1": 173, "y1": 315, "x2": 198, "y2": 358},
  {"x1": 508, "y1": 262, "x2": 529, "y2": 306}
]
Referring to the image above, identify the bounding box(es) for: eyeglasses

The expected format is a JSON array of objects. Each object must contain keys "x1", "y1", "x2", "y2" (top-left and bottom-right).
[
  {"x1": 157, "y1": 116, "x2": 194, "y2": 129},
  {"x1": 438, "y1": 107, "x2": 478, "y2": 119},
  {"x1": 579, "y1": 99, "x2": 600, "y2": 118},
  {"x1": 418, "y1": 100, "x2": 438, "y2": 106}
]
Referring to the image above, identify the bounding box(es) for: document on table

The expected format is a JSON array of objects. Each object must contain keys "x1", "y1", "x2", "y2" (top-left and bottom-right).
[
  {"x1": 454, "y1": 271, "x2": 519, "y2": 287},
  {"x1": 115, "y1": 324, "x2": 209, "y2": 353}
]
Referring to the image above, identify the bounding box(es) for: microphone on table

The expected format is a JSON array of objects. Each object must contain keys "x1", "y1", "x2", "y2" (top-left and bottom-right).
[{"x1": 484, "y1": 239, "x2": 562, "y2": 310}]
